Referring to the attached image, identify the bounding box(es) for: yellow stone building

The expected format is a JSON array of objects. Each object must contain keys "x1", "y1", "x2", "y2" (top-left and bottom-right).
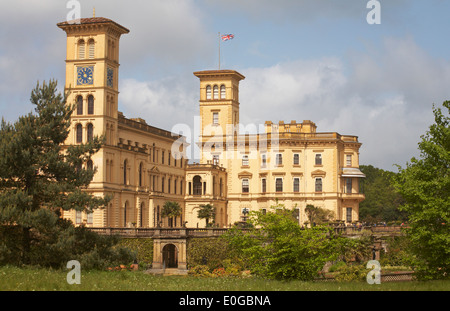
[{"x1": 57, "y1": 17, "x2": 364, "y2": 229}]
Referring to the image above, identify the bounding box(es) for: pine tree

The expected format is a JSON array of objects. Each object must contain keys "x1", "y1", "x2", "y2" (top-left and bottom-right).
[{"x1": 0, "y1": 80, "x2": 110, "y2": 265}]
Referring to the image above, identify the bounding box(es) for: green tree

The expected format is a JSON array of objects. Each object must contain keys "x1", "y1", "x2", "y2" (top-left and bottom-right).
[
  {"x1": 393, "y1": 101, "x2": 450, "y2": 280},
  {"x1": 0, "y1": 81, "x2": 131, "y2": 268},
  {"x1": 359, "y1": 165, "x2": 406, "y2": 223},
  {"x1": 161, "y1": 201, "x2": 182, "y2": 227},
  {"x1": 197, "y1": 204, "x2": 216, "y2": 227},
  {"x1": 224, "y1": 204, "x2": 340, "y2": 280},
  {"x1": 304, "y1": 204, "x2": 334, "y2": 226}
]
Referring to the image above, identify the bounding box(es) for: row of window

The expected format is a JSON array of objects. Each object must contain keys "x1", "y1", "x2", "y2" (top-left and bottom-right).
[
  {"x1": 77, "y1": 39, "x2": 95, "y2": 59},
  {"x1": 206, "y1": 84, "x2": 226, "y2": 100},
  {"x1": 122, "y1": 159, "x2": 184, "y2": 194},
  {"x1": 224, "y1": 153, "x2": 353, "y2": 167},
  {"x1": 235, "y1": 153, "x2": 324, "y2": 167},
  {"x1": 241, "y1": 177, "x2": 323, "y2": 193},
  {"x1": 75, "y1": 123, "x2": 94, "y2": 143},
  {"x1": 76, "y1": 95, "x2": 95, "y2": 115}
]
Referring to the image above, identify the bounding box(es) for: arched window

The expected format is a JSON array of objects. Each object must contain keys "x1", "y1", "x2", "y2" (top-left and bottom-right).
[
  {"x1": 78, "y1": 39, "x2": 85, "y2": 59},
  {"x1": 193, "y1": 175, "x2": 202, "y2": 195},
  {"x1": 220, "y1": 85, "x2": 226, "y2": 99},
  {"x1": 124, "y1": 201, "x2": 128, "y2": 227},
  {"x1": 206, "y1": 85, "x2": 212, "y2": 100},
  {"x1": 140, "y1": 202, "x2": 145, "y2": 227},
  {"x1": 213, "y1": 85, "x2": 219, "y2": 99},
  {"x1": 87, "y1": 123, "x2": 93, "y2": 142},
  {"x1": 123, "y1": 159, "x2": 128, "y2": 185},
  {"x1": 138, "y1": 162, "x2": 144, "y2": 187},
  {"x1": 88, "y1": 39, "x2": 95, "y2": 59},
  {"x1": 87, "y1": 95, "x2": 94, "y2": 115},
  {"x1": 76, "y1": 124, "x2": 82, "y2": 143},
  {"x1": 76, "y1": 95, "x2": 83, "y2": 115}
]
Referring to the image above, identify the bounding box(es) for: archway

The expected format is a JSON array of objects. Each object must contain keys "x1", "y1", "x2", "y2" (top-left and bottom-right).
[{"x1": 162, "y1": 244, "x2": 178, "y2": 268}]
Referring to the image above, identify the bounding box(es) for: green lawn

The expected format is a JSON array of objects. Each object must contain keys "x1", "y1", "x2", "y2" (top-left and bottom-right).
[{"x1": 0, "y1": 266, "x2": 448, "y2": 291}]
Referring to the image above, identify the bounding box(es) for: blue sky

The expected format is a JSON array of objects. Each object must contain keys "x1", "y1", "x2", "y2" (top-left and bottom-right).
[{"x1": 1, "y1": 0, "x2": 450, "y2": 170}]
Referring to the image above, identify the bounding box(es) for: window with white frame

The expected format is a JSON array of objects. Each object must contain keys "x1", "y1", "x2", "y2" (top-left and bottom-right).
[
  {"x1": 275, "y1": 178, "x2": 283, "y2": 192},
  {"x1": 315, "y1": 177, "x2": 322, "y2": 192},
  {"x1": 346, "y1": 178, "x2": 352, "y2": 193},
  {"x1": 315, "y1": 154, "x2": 322, "y2": 165},
  {"x1": 346, "y1": 207, "x2": 352, "y2": 222},
  {"x1": 346, "y1": 154, "x2": 352, "y2": 167},
  {"x1": 261, "y1": 154, "x2": 267, "y2": 168},
  {"x1": 213, "y1": 85, "x2": 219, "y2": 99},
  {"x1": 293, "y1": 178, "x2": 300, "y2": 192},
  {"x1": 261, "y1": 178, "x2": 267, "y2": 193},
  {"x1": 242, "y1": 178, "x2": 249, "y2": 193},
  {"x1": 242, "y1": 154, "x2": 249, "y2": 166},
  {"x1": 213, "y1": 112, "x2": 219, "y2": 125},
  {"x1": 276, "y1": 153, "x2": 283, "y2": 166},
  {"x1": 220, "y1": 85, "x2": 226, "y2": 99},
  {"x1": 206, "y1": 85, "x2": 212, "y2": 99},
  {"x1": 293, "y1": 153, "x2": 300, "y2": 165}
]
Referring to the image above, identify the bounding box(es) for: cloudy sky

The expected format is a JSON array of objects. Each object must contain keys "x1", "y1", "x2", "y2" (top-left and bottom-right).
[{"x1": 1, "y1": 0, "x2": 449, "y2": 171}]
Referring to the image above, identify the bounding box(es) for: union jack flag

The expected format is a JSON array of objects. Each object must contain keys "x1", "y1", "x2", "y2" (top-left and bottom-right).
[{"x1": 221, "y1": 34, "x2": 235, "y2": 41}]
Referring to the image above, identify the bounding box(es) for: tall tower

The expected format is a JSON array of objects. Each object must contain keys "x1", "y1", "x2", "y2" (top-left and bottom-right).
[
  {"x1": 193, "y1": 70, "x2": 245, "y2": 164},
  {"x1": 57, "y1": 17, "x2": 129, "y2": 151}
]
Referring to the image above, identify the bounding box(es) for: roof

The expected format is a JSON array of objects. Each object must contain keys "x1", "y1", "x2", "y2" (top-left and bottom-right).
[
  {"x1": 57, "y1": 17, "x2": 130, "y2": 34},
  {"x1": 193, "y1": 70, "x2": 245, "y2": 81},
  {"x1": 341, "y1": 168, "x2": 366, "y2": 178}
]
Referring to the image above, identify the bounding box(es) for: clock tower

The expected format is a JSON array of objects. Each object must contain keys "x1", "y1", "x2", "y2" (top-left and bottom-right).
[{"x1": 58, "y1": 17, "x2": 129, "y2": 149}]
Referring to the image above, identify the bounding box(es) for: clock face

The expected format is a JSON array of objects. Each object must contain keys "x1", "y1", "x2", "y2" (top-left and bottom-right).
[
  {"x1": 77, "y1": 66, "x2": 94, "y2": 85},
  {"x1": 107, "y1": 67, "x2": 114, "y2": 88}
]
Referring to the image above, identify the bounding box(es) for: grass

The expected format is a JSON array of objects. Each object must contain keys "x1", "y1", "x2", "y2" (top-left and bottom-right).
[{"x1": 0, "y1": 266, "x2": 449, "y2": 291}]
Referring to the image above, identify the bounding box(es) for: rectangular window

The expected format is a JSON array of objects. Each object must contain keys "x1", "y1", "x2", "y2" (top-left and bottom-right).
[
  {"x1": 346, "y1": 207, "x2": 353, "y2": 222},
  {"x1": 213, "y1": 154, "x2": 219, "y2": 165},
  {"x1": 76, "y1": 211, "x2": 82, "y2": 224},
  {"x1": 213, "y1": 112, "x2": 219, "y2": 125},
  {"x1": 242, "y1": 154, "x2": 249, "y2": 166},
  {"x1": 293, "y1": 178, "x2": 300, "y2": 192},
  {"x1": 315, "y1": 178, "x2": 322, "y2": 192},
  {"x1": 276, "y1": 153, "x2": 283, "y2": 166},
  {"x1": 261, "y1": 178, "x2": 267, "y2": 193},
  {"x1": 162, "y1": 151, "x2": 165, "y2": 164},
  {"x1": 293, "y1": 153, "x2": 300, "y2": 165},
  {"x1": 315, "y1": 154, "x2": 322, "y2": 165},
  {"x1": 346, "y1": 178, "x2": 352, "y2": 193},
  {"x1": 261, "y1": 154, "x2": 267, "y2": 168},
  {"x1": 275, "y1": 178, "x2": 283, "y2": 192},
  {"x1": 242, "y1": 179, "x2": 249, "y2": 193},
  {"x1": 346, "y1": 154, "x2": 352, "y2": 167},
  {"x1": 87, "y1": 212, "x2": 93, "y2": 224}
]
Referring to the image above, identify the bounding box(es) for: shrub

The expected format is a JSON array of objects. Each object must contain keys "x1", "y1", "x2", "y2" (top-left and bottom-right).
[{"x1": 334, "y1": 264, "x2": 369, "y2": 282}]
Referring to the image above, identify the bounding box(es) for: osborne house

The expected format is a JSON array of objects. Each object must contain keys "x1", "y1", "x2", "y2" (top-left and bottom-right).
[{"x1": 57, "y1": 17, "x2": 365, "y2": 230}]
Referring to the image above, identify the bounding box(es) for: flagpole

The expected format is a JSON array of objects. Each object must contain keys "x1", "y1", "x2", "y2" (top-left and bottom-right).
[{"x1": 218, "y1": 32, "x2": 221, "y2": 70}]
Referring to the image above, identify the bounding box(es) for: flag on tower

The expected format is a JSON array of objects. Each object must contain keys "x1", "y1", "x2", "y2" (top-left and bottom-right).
[{"x1": 221, "y1": 34, "x2": 235, "y2": 41}]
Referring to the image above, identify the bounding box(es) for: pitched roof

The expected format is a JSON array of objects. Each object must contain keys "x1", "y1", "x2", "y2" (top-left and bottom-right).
[{"x1": 57, "y1": 17, "x2": 129, "y2": 33}]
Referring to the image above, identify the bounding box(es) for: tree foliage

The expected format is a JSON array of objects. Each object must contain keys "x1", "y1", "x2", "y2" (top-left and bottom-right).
[
  {"x1": 197, "y1": 204, "x2": 216, "y2": 227},
  {"x1": 161, "y1": 201, "x2": 182, "y2": 227},
  {"x1": 0, "y1": 80, "x2": 132, "y2": 268},
  {"x1": 359, "y1": 165, "x2": 406, "y2": 223},
  {"x1": 223, "y1": 204, "x2": 342, "y2": 281},
  {"x1": 304, "y1": 204, "x2": 335, "y2": 226},
  {"x1": 393, "y1": 101, "x2": 450, "y2": 280}
]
